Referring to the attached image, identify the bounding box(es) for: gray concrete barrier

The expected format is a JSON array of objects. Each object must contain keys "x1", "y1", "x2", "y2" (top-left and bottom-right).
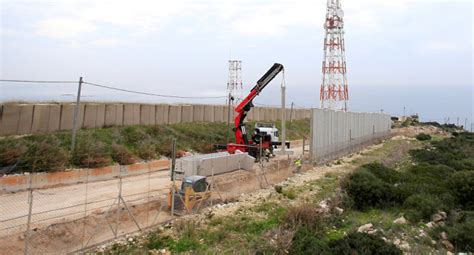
[
  {"x1": 0, "y1": 102, "x2": 311, "y2": 136},
  {"x1": 310, "y1": 109, "x2": 391, "y2": 164}
]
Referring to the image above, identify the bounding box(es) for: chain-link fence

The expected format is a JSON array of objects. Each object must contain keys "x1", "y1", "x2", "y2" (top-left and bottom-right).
[{"x1": 0, "y1": 138, "x2": 309, "y2": 254}]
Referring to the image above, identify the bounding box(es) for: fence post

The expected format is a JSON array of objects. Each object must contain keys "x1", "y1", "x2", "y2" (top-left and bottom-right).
[
  {"x1": 24, "y1": 177, "x2": 33, "y2": 255},
  {"x1": 71, "y1": 77, "x2": 83, "y2": 152},
  {"x1": 226, "y1": 93, "x2": 233, "y2": 144},
  {"x1": 170, "y1": 138, "x2": 177, "y2": 216}
]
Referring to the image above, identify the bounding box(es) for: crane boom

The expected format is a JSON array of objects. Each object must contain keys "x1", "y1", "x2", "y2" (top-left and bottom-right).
[{"x1": 233, "y1": 63, "x2": 284, "y2": 148}]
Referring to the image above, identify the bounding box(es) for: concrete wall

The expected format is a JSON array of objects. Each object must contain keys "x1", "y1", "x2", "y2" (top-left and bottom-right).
[
  {"x1": 310, "y1": 109, "x2": 392, "y2": 164},
  {"x1": 0, "y1": 103, "x2": 311, "y2": 136}
]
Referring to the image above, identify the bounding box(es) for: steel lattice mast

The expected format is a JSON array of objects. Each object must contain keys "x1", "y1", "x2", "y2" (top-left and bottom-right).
[
  {"x1": 227, "y1": 60, "x2": 243, "y2": 104},
  {"x1": 320, "y1": 0, "x2": 349, "y2": 111}
]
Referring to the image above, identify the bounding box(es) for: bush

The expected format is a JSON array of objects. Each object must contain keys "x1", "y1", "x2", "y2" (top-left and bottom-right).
[
  {"x1": 446, "y1": 218, "x2": 474, "y2": 252},
  {"x1": 289, "y1": 226, "x2": 331, "y2": 255},
  {"x1": 403, "y1": 193, "x2": 441, "y2": 222},
  {"x1": 72, "y1": 137, "x2": 111, "y2": 168},
  {"x1": 362, "y1": 162, "x2": 401, "y2": 183},
  {"x1": 22, "y1": 137, "x2": 69, "y2": 172},
  {"x1": 136, "y1": 141, "x2": 157, "y2": 160},
  {"x1": 112, "y1": 145, "x2": 136, "y2": 165},
  {"x1": 416, "y1": 133, "x2": 432, "y2": 141},
  {"x1": 345, "y1": 169, "x2": 400, "y2": 209},
  {"x1": 283, "y1": 203, "x2": 325, "y2": 234},
  {"x1": 329, "y1": 232, "x2": 402, "y2": 255},
  {"x1": 449, "y1": 171, "x2": 474, "y2": 209}
]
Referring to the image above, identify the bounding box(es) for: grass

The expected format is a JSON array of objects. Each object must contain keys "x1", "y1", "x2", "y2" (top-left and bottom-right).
[{"x1": 0, "y1": 119, "x2": 310, "y2": 174}]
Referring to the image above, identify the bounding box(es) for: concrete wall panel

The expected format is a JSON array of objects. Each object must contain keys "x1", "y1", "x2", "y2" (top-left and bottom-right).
[
  {"x1": 213, "y1": 106, "x2": 224, "y2": 122},
  {"x1": 105, "y1": 104, "x2": 123, "y2": 126},
  {"x1": 156, "y1": 104, "x2": 169, "y2": 125},
  {"x1": 31, "y1": 104, "x2": 61, "y2": 133},
  {"x1": 0, "y1": 104, "x2": 21, "y2": 136},
  {"x1": 17, "y1": 104, "x2": 34, "y2": 135},
  {"x1": 193, "y1": 105, "x2": 205, "y2": 122},
  {"x1": 140, "y1": 104, "x2": 156, "y2": 126},
  {"x1": 60, "y1": 104, "x2": 85, "y2": 131},
  {"x1": 123, "y1": 104, "x2": 140, "y2": 126},
  {"x1": 96, "y1": 104, "x2": 106, "y2": 128},
  {"x1": 181, "y1": 105, "x2": 193, "y2": 123},
  {"x1": 83, "y1": 104, "x2": 98, "y2": 128},
  {"x1": 204, "y1": 105, "x2": 214, "y2": 122},
  {"x1": 168, "y1": 105, "x2": 182, "y2": 124}
]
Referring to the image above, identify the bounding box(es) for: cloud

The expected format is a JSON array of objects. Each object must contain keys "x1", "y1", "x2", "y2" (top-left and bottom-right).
[{"x1": 35, "y1": 18, "x2": 97, "y2": 38}]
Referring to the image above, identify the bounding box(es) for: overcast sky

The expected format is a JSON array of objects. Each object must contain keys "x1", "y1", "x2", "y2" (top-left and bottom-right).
[{"x1": 0, "y1": 0, "x2": 473, "y2": 125}]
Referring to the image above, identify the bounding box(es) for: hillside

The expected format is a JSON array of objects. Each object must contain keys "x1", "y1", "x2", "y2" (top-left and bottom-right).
[{"x1": 96, "y1": 125, "x2": 473, "y2": 254}]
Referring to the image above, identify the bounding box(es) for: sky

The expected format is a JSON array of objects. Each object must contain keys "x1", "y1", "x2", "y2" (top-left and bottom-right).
[{"x1": 0, "y1": 0, "x2": 473, "y2": 125}]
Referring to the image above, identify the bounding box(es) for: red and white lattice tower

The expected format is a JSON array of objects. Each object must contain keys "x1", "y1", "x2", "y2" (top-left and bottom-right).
[
  {"x1": 320, "y1": 0, "x2": 349, "y2": 111},
  {"x1": 227, "y1": 60, "x2": 243, "y2": 104}
]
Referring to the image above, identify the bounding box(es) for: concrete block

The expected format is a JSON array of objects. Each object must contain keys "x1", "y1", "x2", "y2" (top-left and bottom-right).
[
  {"x1": 105, "y1": 104, "x2": 123, "y2": 126},
  {"x1": 168, "y1": 105, "x2": 182, "y2": 124},
  {"x1": 48, "y1": 104, "x2": 61, "y2": 132},
  {"x1": 260, "y1": 108, "x2": 266, "y2": 121},
  {"x1": 31, "y1": 104, "x2": 56, "y2": 134},
  {"x1": 204, "y1": 105, "x2": 214, "y2": 122},
  {"x1": 156, "y1": 104, "x2": 170, "y2": 125},
  {"x1": 213, "y1": 106, "x2": 224, "y2": 122},
  {"x1": 17, "y1": 104, "x2": 34, "y2": 135},
  {"x1": 96, "y1": 104, "x2": 106, "y2": 128},
  {"x1": 181, "y1": 105, "x2": 193, "y2": 123},
  {"x1": 0, "y1": 104, "x2": 21, "y2": 136},
  {"x1": 83, "y1": 104, "x2": 98, "y2": 128},
  {"x1": 123, "y1": 104, "x2": 140, "y2": 126},
  {"x1": 60, "y1": 104, "x2": 85, "y2": 131},
  {"x1": 252, "y1": 107, "x2": 260, "y2": 121},
  {"x1": 140, "y1": 104, "x2": 156, "y2": 125},
  {"x1": 193, "y1": 105, "x2": 205, "y2": 122}
]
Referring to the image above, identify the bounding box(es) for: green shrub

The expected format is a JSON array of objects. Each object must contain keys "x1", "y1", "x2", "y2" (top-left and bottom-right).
[
  {"x1": 362, "y1": 162, "x2": 401, "y2": 183},
  {"x1": 416, "y1": 133, "x2": 432, "y2": 141},
  {"x1": 21, "y1": 136, "x2": 69, "y2": 172},
  {"x1": 136, "y1": 141, "x2": 157, "y2": 160},
  {"x1": 403, "y1": 193, "x2": 441, "y2": 222},
  {"x1": 329, "y1": 232, "x2": 402, "y2": 255},
  {"x1": 446, "y1": 218, "x2": 474, "y2": 252},
  {"x1": 449, "y1": 171, "x2": 474, "y2": 209},
  {"x1": 289, "y1": 226, "x2": 330, "y2": 255},
  {"x1": 111, "y1": 145, "x2": 136, "y2": 165},
  {"x1": 72, "y1": 137, "x2": 111, "y2": 168},
  {"x1": 345, "y1": 169, "x2": 400, "y2": 209},
  {"x1": 146, "y1": 233, "x2": 175, "y2": 250}
]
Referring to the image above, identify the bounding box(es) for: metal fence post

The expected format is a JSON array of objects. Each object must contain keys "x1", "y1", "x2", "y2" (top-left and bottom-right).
[
  {"x1": 71, "y1": 77, "x2": 83, "y2": 152},
  {"x1": 24, "y1": 177, "x2": 33, "y2": 255},
  {"x1": 170, "y1": 138, "x2": 177, "y2": 216}
]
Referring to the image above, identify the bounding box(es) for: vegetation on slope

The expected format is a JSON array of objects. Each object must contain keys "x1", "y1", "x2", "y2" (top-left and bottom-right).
[
  {"x1": 101, "y1": 127, "x2": 473, "y2": 254},
  {"x1": 0, "y1": 119, "x2": 310, "y2": 174},
  {"x1": 344, "y1": 132, "x2": 474, "y2": 252}
]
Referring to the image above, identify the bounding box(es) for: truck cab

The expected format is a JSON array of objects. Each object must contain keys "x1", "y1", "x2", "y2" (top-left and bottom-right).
[{"x1": 254, "y1": 123, "x2": 279, "y2": 144}]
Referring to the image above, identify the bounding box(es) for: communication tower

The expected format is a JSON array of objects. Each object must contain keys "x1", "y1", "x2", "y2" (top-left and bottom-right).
[
  {"x1": 320, "y1": 0, "x2": 349, "y2": 111},
  {"x1": 227, "y1": 60, "x2": 243, "y2": 104}
]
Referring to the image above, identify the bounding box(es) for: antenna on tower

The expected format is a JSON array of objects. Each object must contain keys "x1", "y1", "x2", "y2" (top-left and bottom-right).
[
  {"x1": 320, "y1": 0, "x2": 349, "y2": 111},
  {"x1": 227, "y1": 60, "x2": 243, "y2": 105}
]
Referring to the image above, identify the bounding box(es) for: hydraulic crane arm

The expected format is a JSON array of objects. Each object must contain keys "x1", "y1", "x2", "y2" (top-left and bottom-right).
[{"x1": 234, "y1": 63, "x2": 284, "y2": 146}]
